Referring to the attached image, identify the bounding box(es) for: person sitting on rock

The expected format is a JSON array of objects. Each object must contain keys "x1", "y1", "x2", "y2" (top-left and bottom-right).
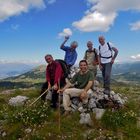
[{"x1": 58, "y1": 60, "x2": 93, "y2": 115}]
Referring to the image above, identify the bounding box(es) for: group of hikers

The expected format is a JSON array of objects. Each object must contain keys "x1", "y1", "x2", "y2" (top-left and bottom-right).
[{"x1": 40, "y1": 35, "x2": 118, "y2": 115}]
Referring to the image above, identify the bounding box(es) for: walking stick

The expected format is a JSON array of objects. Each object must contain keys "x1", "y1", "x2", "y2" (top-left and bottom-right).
[
  {"x1": 29, "y1": 88, "x2": 49, "y2": 106},
  {"x1": 58, "y1": 79, "x2": 61, "y2": 131}
]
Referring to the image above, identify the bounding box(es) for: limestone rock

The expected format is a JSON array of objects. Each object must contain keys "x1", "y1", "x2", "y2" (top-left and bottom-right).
[{"x1": 9, "y1": 95, "x2": 28, "y2": 106}]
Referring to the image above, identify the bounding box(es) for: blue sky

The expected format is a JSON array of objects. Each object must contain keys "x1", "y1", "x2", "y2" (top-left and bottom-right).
[{"x1": 0, "y1": 0, "x2": 140, "y2": 65}]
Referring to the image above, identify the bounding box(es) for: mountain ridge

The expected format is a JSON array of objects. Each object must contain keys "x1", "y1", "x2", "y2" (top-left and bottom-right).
[
  {"x1": 0, "y1": 61, "x2": 140, "y2": 89},
  {"x1": 0, "y1": 63, "x2": 38, "y2": 79}
]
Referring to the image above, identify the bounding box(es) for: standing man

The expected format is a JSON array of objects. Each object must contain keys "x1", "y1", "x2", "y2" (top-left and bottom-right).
[
  {"x1": 98, "y1": 36, "x2": 118, "y2": 95},
  {"x1": 84, "y1": 41, "x2": 98, "y2": 80},
  {"x1": 58, "y1": 60, "x2": 93, "y2": 115},
  {"x1": 60, "y1": 36, "x2": 78, "y2": 70},
  {"x1": 40, "y1": 54, "x2": 65, "y2": 108}
]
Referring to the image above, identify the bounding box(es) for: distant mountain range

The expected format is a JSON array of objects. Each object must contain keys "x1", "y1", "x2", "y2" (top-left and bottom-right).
[
  {"x1": 6, "y1": 65, "x2": 46, "y2": 81},
  {"x1": 0, "y1": 65, "x2": 46, "y2": 89},
  {"x1": 0, "y1": 63, "x2": 38, "y2": 79},
  {"x1": 111, "y1": 62, "x2": 140, "y2": 84},
  {"x1": 112, "y1": 72, "x2": 140, "y2": 84},
  {"x1": 0, "y1": 61, "x2": 140, "y2": 89},
  {"x1": 112, "y1": 61, "x2": 140, "y2": 74}
]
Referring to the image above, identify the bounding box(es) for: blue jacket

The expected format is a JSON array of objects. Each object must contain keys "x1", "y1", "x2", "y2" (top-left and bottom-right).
[{"x1": 61, "y1": 46, "x2": 77, "y2": 66}]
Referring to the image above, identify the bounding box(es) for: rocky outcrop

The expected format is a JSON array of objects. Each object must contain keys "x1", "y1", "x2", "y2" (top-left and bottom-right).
[
  {"x1": 45, "y1": 79, "x2": 127, "y2": 124},
  {"x1": 9, "y1": 95, "x2": 29, "y2": 106}
]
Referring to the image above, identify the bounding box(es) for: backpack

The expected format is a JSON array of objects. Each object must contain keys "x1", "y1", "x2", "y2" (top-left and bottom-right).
[
  {"x1": 99, "y1": 42, "x2": 112, "y2": 59},
  {"x1": 85, "y1": 48, "x2": 99, "y2": 65},
  {"x1": 55, "y1": 59, "x2": 69, "y2": 78}
]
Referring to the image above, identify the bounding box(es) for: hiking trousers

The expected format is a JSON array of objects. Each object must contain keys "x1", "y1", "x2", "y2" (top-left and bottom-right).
[
  {"x1": 63, "y1": 88, "x2": 93, "y2": 111},
  {"x1": 40, "y1": 78, "x2": 66, "y2": 107},
  {"x1": 101, "y1": 62, "x2": 112, "y2": 92}
]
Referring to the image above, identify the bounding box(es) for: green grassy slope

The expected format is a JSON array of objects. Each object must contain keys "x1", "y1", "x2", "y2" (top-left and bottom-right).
[{"x1": 0, "y1": 84, "x2": 140, "y2": 139}]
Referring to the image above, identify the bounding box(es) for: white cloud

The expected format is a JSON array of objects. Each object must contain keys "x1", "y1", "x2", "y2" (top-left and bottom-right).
[
  {"x1": 131, "y1": 54, "x2": 140, "y2": 60},
  {"x1": 73, "y1": 11, "x2": 116, "y2": 32},
  {"x1": 130, "y1": 21, "x2": 140, "y2": 31},
  {"x1": 58, "y1": 28, "x2": 73, "y2": 38},
  {"x1": 73, "y1": 0, "x2": 140, "y2": 32},
  {"x1": 47, "y1": 0, "x2": 56, "y2": 4},
  {"x1": 0, "y1": 0, "x2": 46, "y2": 22}
]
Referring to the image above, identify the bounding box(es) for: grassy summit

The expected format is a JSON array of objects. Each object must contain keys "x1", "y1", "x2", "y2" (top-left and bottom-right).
[{"x1": 0, "y1": 84, "x2": 140, "y2": 139}]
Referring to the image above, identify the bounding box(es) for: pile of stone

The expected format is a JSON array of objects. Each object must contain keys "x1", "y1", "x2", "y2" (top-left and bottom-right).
[
  {"x1": 70, "y1": 80, "x2": 127, "y2": 125},
  {"x1": 45, "y1": 80, "x2": 127, "y2": 125}
]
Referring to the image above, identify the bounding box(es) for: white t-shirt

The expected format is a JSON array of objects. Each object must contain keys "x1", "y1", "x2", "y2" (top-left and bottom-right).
[{"x1": 98, "y1": 42, "x2": 114, "y2": 64}]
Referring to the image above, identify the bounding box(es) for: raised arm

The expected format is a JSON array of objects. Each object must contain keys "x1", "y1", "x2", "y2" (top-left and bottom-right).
[{"x1": 60, "y1": 36, "x2": 69, "y2": 49}]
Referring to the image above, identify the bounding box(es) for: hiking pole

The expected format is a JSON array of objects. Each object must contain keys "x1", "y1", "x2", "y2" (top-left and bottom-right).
[{"x1": 29, "y1": 88, "x2": 49, "y2": 107}]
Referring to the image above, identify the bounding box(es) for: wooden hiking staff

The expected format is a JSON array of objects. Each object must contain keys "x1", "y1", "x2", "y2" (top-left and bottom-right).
[
  {"x1": 58, "y1": 79, "x2": 61, "y2": 131},
  {"x1": 29, "y1": 88, "x2": 49, "y2": 106}
]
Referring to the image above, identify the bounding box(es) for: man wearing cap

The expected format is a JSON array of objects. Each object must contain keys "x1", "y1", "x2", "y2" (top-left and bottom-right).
[{"x1": 60, "y1": 36, "x2": 78, "y2": 70}]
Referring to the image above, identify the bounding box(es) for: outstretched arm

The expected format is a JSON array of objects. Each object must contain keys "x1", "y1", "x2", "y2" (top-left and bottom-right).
[
  {"x1": 60, "y1": 36, "x2": 69, "y2": 49},
  {"x1": 57, "y1": 81, "x2": 72, "y2": 93}
]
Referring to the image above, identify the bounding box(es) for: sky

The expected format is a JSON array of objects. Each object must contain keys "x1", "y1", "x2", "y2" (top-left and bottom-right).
[{"x1": 0, "y1": 0, "x2": 140, "y2": 65}]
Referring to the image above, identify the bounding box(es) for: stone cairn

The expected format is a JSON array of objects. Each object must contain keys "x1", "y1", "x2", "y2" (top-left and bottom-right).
[
  {"x1": 71, "y1": 80, "x2": 127, "y2": 125},
  {"x1": 45, "y1": 78, "x2": 127, "y2": 125}
]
